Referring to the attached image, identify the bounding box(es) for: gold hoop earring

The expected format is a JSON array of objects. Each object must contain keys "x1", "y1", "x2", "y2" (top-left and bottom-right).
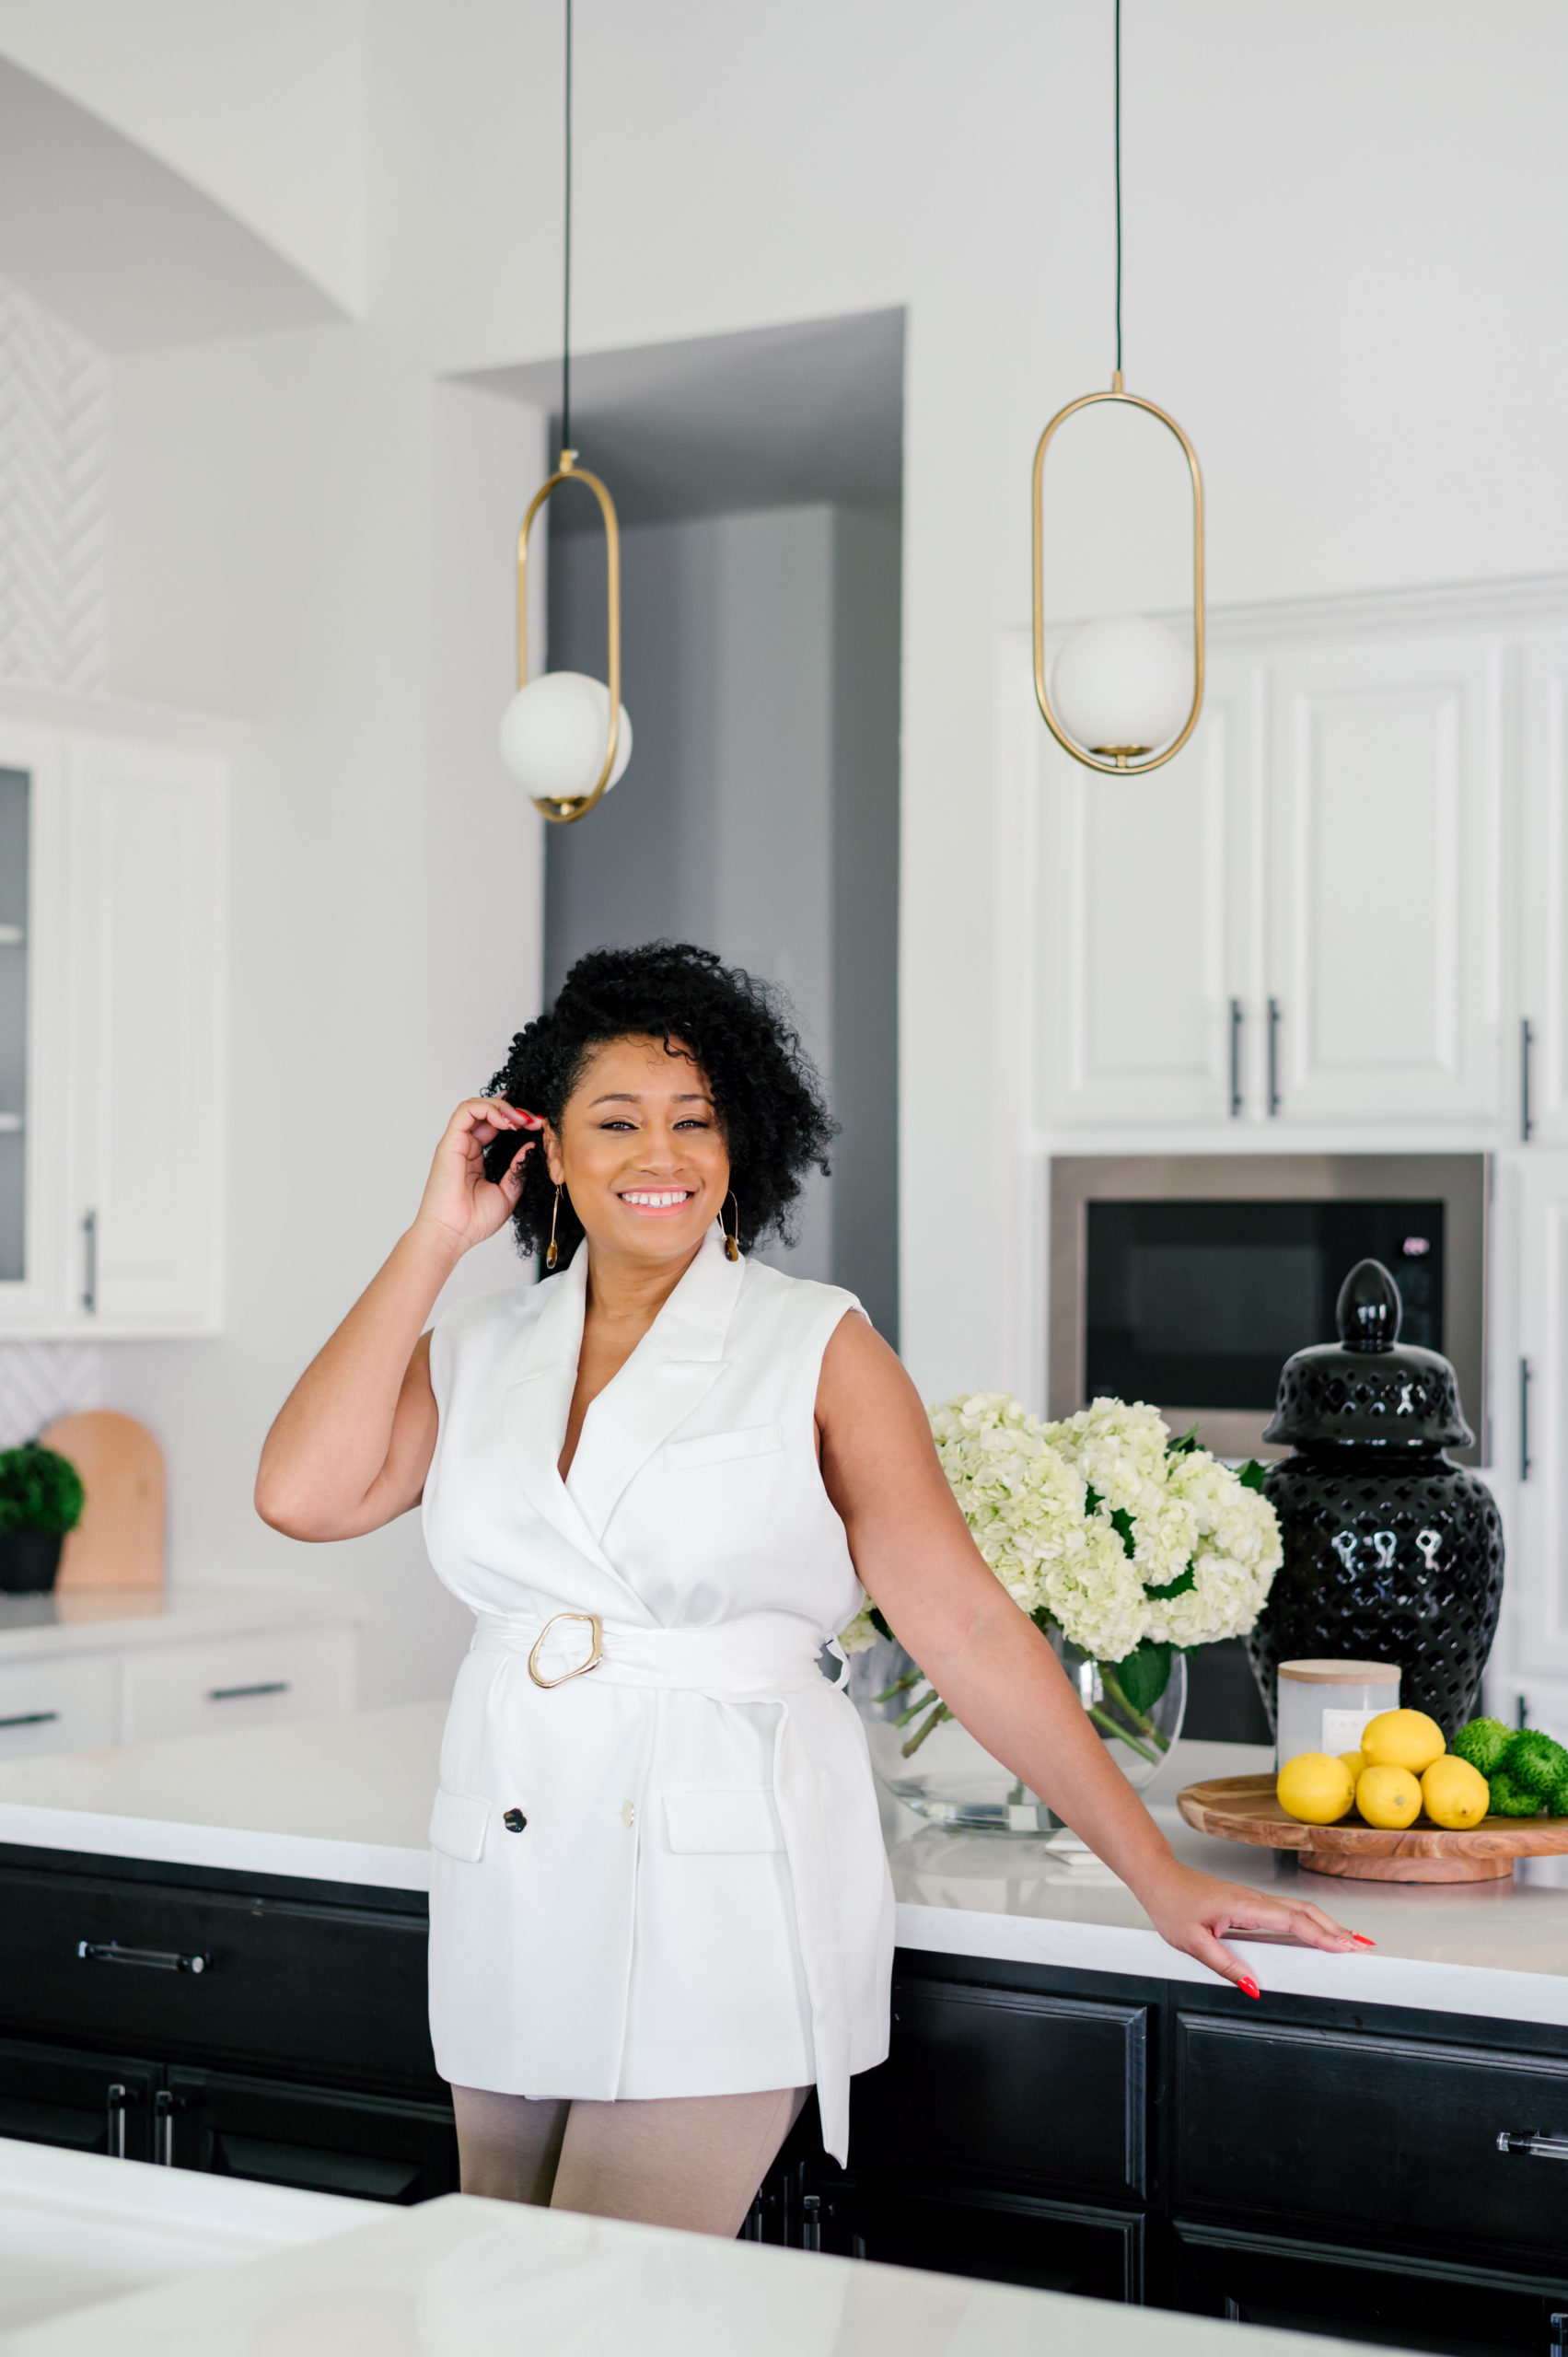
[
  {"x1": 546, "y1": 1184, "x2": 563, "y2": 1271},
  {"x1": 724, "y1": 1193, "x2": 741, "y2": 1262}
]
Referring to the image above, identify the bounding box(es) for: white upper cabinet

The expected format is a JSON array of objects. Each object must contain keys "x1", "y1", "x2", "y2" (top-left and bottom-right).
[
  {"x1": 1036, "y1": 655, "x2": 1258, "y2": 1128},
  {"x1": 0, "y1": 709, "x2": 226, "y2": 1337},
  {"x1": 1519, "y1": 632, "x2": 1568, "y2": 1149},
  {"x1": 1264, "y1": 636, "x2": 1502, "y2": 1126}
]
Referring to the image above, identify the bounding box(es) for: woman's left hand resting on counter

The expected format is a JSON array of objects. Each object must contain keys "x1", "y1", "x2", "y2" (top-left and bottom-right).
[{"x1": 816, "y1": 1316, "x2": 1373, "y2": 1997}]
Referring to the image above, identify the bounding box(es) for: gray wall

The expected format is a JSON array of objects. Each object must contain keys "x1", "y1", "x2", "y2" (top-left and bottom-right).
[{"x1": 544, "y1": 501, "x2": 900, "y2": 1337}]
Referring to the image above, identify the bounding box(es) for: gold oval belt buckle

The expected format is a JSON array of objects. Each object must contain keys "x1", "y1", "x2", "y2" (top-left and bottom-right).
[{"x1": 527, "y1": 1610, "x2": 604, "y2": 1690}]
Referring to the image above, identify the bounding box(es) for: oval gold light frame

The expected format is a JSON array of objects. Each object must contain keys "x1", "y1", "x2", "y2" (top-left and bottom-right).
[
  {"x1": 1031, "y1": 380, "x2": 1206, "y2": 775},
  {"x1": 515, "y1": 450, "x2": 623, "y2": 823}
]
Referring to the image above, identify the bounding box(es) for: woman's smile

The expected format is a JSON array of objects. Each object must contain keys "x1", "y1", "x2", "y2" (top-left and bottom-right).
[{"x1": 619, "y1": 1187, "x2": 697, "y2": 1215}]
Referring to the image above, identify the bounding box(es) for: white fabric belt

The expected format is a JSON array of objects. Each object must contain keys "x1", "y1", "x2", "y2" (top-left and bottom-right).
[{"x1": 469, "y1": 1608, "x2": 854, "y2": 2165}]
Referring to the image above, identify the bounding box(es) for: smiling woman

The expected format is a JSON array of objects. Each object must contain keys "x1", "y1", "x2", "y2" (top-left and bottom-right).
[{"x1": 255, "y1": 936, "x2": 1365, "y2": 2245}]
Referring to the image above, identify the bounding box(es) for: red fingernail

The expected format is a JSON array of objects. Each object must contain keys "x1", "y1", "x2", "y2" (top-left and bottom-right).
[
  {"x1": 1352, "y1": 1933, "x2": 1376, "y2": 1947},
  {"x1": 1238, "y1": 1976, "x2": 1260, "y2": 2000}
]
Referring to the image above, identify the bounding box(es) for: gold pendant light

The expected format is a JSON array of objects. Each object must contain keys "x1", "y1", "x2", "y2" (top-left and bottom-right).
[
  {"x1": 498, "y1": 0, "x2": 633, "y2": 823},
  {"x1": 1031, "y1": 0, "x2": 1204, "y2": 775}
]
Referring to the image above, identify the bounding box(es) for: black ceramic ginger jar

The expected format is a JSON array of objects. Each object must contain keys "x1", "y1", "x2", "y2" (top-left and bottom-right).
[{"x1": 1246, "y1": 1258, "x2": 1504, "y2": 1738}]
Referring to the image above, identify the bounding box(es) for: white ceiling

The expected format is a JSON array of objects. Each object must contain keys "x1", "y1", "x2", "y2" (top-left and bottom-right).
[{"x1": 464, "y1": 308, "x2": 904, "y2": 532}]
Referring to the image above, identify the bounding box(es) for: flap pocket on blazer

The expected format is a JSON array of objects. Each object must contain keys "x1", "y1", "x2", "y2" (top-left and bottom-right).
[
  {"x1": 664, "y1": 1422, "x2": 784, "y2": 1472},
  {"x1": 664, "y1": 1788, "x2": 784, "y2": 1853},
  {"x1": 428, "y1": 1788, "x2": 490, "y2": 1864}
]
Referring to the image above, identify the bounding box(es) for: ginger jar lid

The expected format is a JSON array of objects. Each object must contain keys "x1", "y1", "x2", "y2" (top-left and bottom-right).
[{"x1": 1261, "y1": 1258, "x2": 1472, "y2": 1450}]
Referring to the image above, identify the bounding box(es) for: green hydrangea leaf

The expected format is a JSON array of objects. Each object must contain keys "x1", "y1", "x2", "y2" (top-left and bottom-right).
[
  {"x1": 1115, "y1": 1639, "x2": 1172, "y2": 1714},
  {"x1": 1237, "y1": 1459, "x2": 1267, "y2": 1493},
  {"x1": 1144, "y1": 1563, "x2": 1197, "y2": 1600}
]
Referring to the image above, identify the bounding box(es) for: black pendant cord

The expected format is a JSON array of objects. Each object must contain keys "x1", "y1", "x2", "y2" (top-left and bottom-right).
[
  {"x1": 1113, "y1": 0, "x2": 1122, "y2": 379},
  {"x1": 561, "y1": 0, "x2": 574, "y2": 455}
]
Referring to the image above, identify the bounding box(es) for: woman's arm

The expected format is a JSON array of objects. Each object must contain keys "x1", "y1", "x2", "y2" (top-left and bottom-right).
[
  {"x1": 817, "y1": 1315, "x2": 1368, "y2": 1994},
  {"x1": 254, "y1": 1097, "x2": 538, "y2": 1541}
]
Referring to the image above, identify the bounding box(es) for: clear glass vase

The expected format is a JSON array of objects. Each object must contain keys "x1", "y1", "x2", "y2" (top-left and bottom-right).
[{"x1": 849, "y1": 1627, "x2": 1187, "y2": 1834}]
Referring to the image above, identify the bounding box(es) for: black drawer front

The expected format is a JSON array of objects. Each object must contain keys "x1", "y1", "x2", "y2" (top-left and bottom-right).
[
  {"x1": 1173, "y1": 2221, "x2": 1568, "y2": 2357},
  {"x1": 0, "y1": 2033, "x2": 158, "y2": 2164},
  {"x1": 168, "y1": 2065, "x2": 458, "y2": 2204},
  {"x1": 851, "y1": 1977, "x2": 1148, "y2": 2197},
  {"x1": 1177, "y1": 2011, "x2": 1568, "y2": 2263},
  {"x1": 0, "y1": 1869, "x2": 436, "y2": 2089},
  {"x1": 803, "y1": 2164, "x2": 1142, "y2": 2299}
]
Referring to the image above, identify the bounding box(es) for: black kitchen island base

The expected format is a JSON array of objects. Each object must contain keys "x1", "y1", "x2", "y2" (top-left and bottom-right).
[{"x1": 4, "y1": 1841, "x2": 1566, "y2": 2355}]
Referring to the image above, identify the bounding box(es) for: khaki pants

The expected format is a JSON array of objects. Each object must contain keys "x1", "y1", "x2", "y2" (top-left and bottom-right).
[{"x1": 451, "y1": 2084, "x2": 810, "y2": 2240}]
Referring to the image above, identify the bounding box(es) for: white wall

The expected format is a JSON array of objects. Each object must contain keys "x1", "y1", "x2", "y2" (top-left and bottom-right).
[{"x1": 103, "y1": 335, "x2": 547, "y2": 1702}]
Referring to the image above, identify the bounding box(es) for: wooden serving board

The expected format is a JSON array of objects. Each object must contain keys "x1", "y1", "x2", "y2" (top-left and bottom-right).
[
  {"x1": 1178, "y1": 1772, "x2": 1568, "y2": 1883},
  {"x1": 38, "y1": 1411, "x2": 165, "y2": 1591}
]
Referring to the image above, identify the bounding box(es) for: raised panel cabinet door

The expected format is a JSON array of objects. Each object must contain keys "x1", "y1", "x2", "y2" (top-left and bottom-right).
[
  {"x1": 1265, "y1": 636, "x2": 1503, "y2": 1124},
  {"x1": 1519, "y1": 632, "x2": 1568, "y2": 1147},
  {"x1": 64, "y1": 736, "x2": 226, "y2": 1333},
  {"x1": 0, "y1": 2033, "x2": 158, "y2": 2162},
  {"x1": 797, "y1": 2163, "x2": 1142, "y2": 2300},
  {"x1": 850, "y1": 1976, "x2": 1149, "y2": 2199},
  {"x1": 1034, "y1": 655, "x2": 1258, "y2": 1128},
  {"x1": 165, "y1": 2064, "x2": 458, "y2": 2202},
  {"x1": 1511, "y1": 1156, "x2": 1568, "y2": 1679}
]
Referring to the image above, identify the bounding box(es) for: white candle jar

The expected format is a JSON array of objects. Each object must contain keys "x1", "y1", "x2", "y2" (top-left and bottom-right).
[{"x1": 1275, "y1": 1659, "x2": 1400, "y2": 1768}]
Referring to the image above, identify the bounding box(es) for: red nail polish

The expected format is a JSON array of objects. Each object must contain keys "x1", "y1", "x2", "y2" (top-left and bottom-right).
[
  {"x1": 1352, "y1": 1933, "x2": 1376, "y2": 1947},
  {"x1": 1238, "y1": 1976, "x2": 1260, "y2": 2000}
]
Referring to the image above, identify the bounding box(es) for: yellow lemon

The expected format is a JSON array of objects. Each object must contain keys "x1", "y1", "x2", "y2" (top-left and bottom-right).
[
  {"x1": 1277, "y1": 1751, "x2": 1355, "y2": 1825},
  {"x1": 1361, "y1": 1709, "x2": 1446, "y2": 1775},
  {"x1": 1421, "y1": 1754, "x2": 1491, "y2": 1829},
  {"x1": 1356, "y1": 1764, "x2": 1423, "y2": 1829},
  {"x1": 1339, "y1": 1749, "x2": 1366, "y2": 1781}
]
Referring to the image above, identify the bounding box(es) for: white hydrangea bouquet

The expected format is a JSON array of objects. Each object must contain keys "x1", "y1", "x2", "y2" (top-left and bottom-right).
[{"x1": 841, "y1": 1394, "x2": 1281, "y2": 1770}]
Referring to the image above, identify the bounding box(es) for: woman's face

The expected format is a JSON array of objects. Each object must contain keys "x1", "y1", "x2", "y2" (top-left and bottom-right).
[{"x1": 543, "y1": 1033, "x2": 730, "y2": 1271}]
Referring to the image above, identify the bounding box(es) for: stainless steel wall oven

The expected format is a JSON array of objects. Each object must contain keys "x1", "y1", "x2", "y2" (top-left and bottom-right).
[{"x1": 1049, "y1": 1155, "x2": 1489, "y2": 1465}]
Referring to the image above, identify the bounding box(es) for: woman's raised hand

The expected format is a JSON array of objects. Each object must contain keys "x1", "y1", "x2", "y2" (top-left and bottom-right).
[{"x1": 414, "y1": 1097, "x2": 544, "y2": 1260}]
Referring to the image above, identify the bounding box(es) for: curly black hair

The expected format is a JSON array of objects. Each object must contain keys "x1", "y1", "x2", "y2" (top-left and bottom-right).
[{"x1": 483, "y1": 942, "x2": 836, "y2": 1263}]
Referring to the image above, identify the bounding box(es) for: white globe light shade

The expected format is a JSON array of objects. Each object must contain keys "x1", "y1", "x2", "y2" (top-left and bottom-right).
[
  {"x1": 498, "y1": 671, "x2": 633, "y2": 802},
  {"x1": 1050, "y1": 615, "x2": 1191, "y2": 757}
]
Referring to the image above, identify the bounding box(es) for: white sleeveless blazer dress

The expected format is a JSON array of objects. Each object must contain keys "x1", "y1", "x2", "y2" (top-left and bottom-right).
[{"x1": 421, "y1": 1225, "x2": 896, "y2": 2163}]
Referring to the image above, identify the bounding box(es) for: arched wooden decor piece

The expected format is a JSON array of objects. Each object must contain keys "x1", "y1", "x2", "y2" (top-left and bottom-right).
[
  {"x1": 515, "y1": 452, "x2": 622, "y2": 823},
  {"x1": 1031, "y1": 383, "x2": 1206, "y2": 775}
]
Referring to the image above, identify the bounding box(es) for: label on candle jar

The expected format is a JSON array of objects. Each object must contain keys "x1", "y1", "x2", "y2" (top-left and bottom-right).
[{"x1": 1321, "y1": 1706, "x2": 1379, "y2": 1754}]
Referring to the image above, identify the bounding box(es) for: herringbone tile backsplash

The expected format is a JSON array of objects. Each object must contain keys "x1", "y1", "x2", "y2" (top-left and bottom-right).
[{"x1": 0, "y1": 274, "x2": 109, "y2": 1438}]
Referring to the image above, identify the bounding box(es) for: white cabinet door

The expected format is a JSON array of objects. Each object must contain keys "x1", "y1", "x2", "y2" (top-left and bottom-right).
[
  {"x1": 0, "y1": 1654, "x2": 116, "y2": 1759},
  {"x1": 1036, "y1": 656, "x2": 1260, "y2": 1127},
  {"x1": 1519, "y1": 632, "x2": 1568, "y2": 1148},
  {"x1": 119, "y1": 1625, "x2": 355, "y2": 1745},
  {"x1": 0, "y1": 721, "x2": 68, "y2": 1329},
  {"x1": 1512, "y1": 1155, "x2": 1568, "y2": 1680},
  {"x1": 64, "y1": 737, "x2": 226, "y2": 1332},
  {"x1": 1264, "y1": 636, "x2": 1503, "y2": 1125}
]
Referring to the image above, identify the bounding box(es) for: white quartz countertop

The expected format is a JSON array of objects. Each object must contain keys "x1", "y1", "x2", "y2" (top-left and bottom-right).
[
  {"x1": 0, "y1": 2176, "x2": 1370, "y2": 2357},
  {"x1": 2, "y1": 1707, "x2": 1567, "y2": 2026},
  {"x1": 0, "y1": 1585, "x2": 366, "y2": 1660}
]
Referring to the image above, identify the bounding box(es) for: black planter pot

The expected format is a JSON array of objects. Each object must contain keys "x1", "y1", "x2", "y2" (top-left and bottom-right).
[
  {"x1": 0, "y1": 1530, "x2": 64, "y2": 1595},
  {"x1": 1246, "y1": 1259, "x2": 1504, "y2": 1738}
]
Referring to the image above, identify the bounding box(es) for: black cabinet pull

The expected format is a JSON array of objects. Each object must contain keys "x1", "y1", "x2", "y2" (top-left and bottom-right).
[
  {"x1": 81, "y1": 1207, "x2": 97, "y2": 1314},
  {"x1": 77, "y1": 1939, "x2": 210, "y2": 1975},
  {"x1": 1520, "y1": 1358, "x2": 1533, "y2": 1483},
  {"x1": 1497, "y1": 2130, "x2": 1568, "y2": 2162},
  {"x1": 0, "y1": 1709, "x2": 59, "y2": 1730},
  {"x1": 206, "y1": 1680, "x2": 290, "y2": 1701},
  {"x1": 801, "y1": 2191, "x2": 821, "y2": 2252},
  {"x1": 1266, "y1": 998, "x2": 1282, "y2": 1117},
  {"x1": 1522, "y1": 1016, "x2": 1536, "y2": 1143},
  {"x1": 106, "y1": 2081, "x2": 128, "y2": 2160},
  {"x1": 153, "y1": 2086, "x2": 182, "y2": 2167},
  {"x1": 1228, "y1": 999, "x2": 1244, "y2": 1118},
  {"x1": 1551, "y1": 2314, "x2": 1568, "y2": 2357}
]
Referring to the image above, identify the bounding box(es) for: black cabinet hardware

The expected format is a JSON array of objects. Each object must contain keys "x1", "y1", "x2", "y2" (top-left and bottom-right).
[
  {"x1": 1522, "y1": 1357, "x2": 1533, "y2": 1482},
  {"x1": 1551, "y1": 2314, "x2": 1568, "y2": 2357},
  {"x1": 77, "y1": 1940, "x2": 210, "y2": 1975},
  {"x1": 1523, "y1": 1016, "x2": 1537, "y2": 1143},
  {"x1": 154, "y1": 2085, "x2": 181, "y2": 2165},
  {"x1": 0, "y1": 1710, "x2": 59, "y2": 1730},
  {"x1": 106, "y1": 2080, "x2": 128, "y2": 2159},
  {"x1": 1497, "y1": 2130, "x2": 1568, "y2": 2162},
  {"x1": 206, "y1": 1681, "x2": 290, "y2": 1702},
  {"x1": 80, "y1": 1208, "x2": 97, "y2": 1314},
  {"x1": 1266, "y1": 998, "x2": 1282, "y2": 1116},
  {"x1": 1228, "y1": 999, "x2": 1244, "y2": 1117}
]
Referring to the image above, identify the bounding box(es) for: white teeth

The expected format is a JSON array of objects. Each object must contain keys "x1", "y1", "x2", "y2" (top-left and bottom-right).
[{"x1": 621, "y1": 1190, "x2": 691, "y2": 1208}]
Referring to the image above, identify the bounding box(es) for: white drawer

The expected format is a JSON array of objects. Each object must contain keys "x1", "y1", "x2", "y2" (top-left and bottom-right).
[
  {"x1": 0, "y1": 1654, "x2": 117, "y2": 1758},
  {"x1": 120, "y1": 1626, "x2": 354, "y2": 1745}
]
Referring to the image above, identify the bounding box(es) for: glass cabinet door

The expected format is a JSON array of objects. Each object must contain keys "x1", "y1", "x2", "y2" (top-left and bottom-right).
[{"x1": 0, "y1": 767, "x2": 27, "y2": 1283}]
